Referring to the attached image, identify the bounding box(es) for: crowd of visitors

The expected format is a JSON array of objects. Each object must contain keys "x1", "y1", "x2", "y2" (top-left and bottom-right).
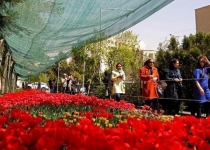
[
  {"x1": 24, "y1": 55, "x2": 210, "y2": 118},
  {"x1": 138, "y1": 56, "x2": 210, "y2": 118},
  {"x1": 43, "y1": 73, "x2": 80, "y2": 94},
  {"x1": 60, "y1": 73, "x2": 79, "y2": 94}
]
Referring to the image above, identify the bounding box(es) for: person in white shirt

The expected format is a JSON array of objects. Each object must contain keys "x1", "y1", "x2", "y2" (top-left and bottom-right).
[
  {"x1": 111, "y1": 63, "x2": 126, "y2": 101},
  {"x1": 61, "y1": 73, "x2": 68, "y2": 93},
  {"x1": 68, "y1": 74, "x2": 77, "y2": 94}
]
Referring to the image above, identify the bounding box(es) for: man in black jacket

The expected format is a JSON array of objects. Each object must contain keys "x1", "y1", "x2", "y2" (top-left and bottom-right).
[{"x1": 102, "y1": 71, "x2": 111, "y2": 99}]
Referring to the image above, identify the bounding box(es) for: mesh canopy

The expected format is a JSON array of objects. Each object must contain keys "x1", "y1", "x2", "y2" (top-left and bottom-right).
[{"x1": 4, "y1": 0, "x2": 173, "y2": 77}]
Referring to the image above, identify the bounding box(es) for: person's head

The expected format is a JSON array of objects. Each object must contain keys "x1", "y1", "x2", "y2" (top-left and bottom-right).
[
  {"x1": 144, "y1": 59, "x2": 155, "y2": 68},
  {"x1": 69, "y1": 74, "x2": 73, "y2": 79},
  {"x1": 63, "y1": 73, "x2": 67, "y2": 78},
  {"x1": 169, "y1": 58, "x2": 179, "y2": 69},
  {"x1": 104, "y1": 71, "x2": 109, "y2": 76},
  {"x1": 116, "y1": 62, "x2": 123, "y2": 71},
  {"x1": 197, "y1": 56, "x2": 206, "y2": 68}
]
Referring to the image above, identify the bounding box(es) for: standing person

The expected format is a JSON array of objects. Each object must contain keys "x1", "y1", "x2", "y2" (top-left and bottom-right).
[
  {"x1": 165, "y1": 58, "x2": 182, "y2": 115},
  {"x1": 193, "y1": 56, "x2": 210, "y2": 118},
  {"x1": 22, "y1": 82, "x2": 25, "y2": 89},
  {"x1": 140, "y1": 58, "x2": 159, "y2": 112},
  {"x1": 48, "y1": 78, "x2": 54, "y2": 93},
  {"x1": 102, "y1": 71, "x2": 111, "y2": 99},
  {"x1": 111, "y1": 63, "x2": 125, "y2": 101},
  {"x1": 68, "y1": 74, "x2": 77, "y2": 94},
  {"x1": 61, "y1": 73, "x2": 68, "y2": 93},
  {"x1": 67, "y1": 74, "x2": 72, "y2": 94},
  {"x1": 66, "y1": 75, "x2": 70, "y2": 93}
]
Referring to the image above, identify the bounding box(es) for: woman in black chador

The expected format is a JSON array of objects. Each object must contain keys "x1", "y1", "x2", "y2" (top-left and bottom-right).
[{"x1": 165, "y1": 58, "x2": 182, "y2": 115}]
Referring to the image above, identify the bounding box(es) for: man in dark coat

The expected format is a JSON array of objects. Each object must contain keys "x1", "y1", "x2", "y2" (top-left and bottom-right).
[{"x1": 102, "y1": 71, "x2": 111, "y2": 99}]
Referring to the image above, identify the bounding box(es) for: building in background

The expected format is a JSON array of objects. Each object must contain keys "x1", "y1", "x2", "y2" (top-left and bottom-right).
[
  {"x1": 141, "y1": 49, "x2": 156, "y2": 60},
  {"x1": 195, "y1": 5, "x2": 210, "y2": 33}
]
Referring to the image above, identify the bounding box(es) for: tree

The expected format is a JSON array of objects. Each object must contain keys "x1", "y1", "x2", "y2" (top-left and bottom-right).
[
  {"x1": 105, "y1": 31, "x2": 143, "y2": 81},
  {"x1": 45, "y1": 31, "x2": 144, "y2": 97},
  {"x1": 167, "y1": 36, "x2": 179, "y2": 51}
]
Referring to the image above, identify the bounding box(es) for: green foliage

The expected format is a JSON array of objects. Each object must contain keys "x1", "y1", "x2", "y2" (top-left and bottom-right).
[
  {"x1": 28, "y1": 74, "x2": 39, "y2": 83},
  {"x1": 182, "y1": 32, "x2": 210, "y2": 54},
  {"x1": 105, "y1": 31, "x2": 144, "y2": 82},
  {"x1": 123, "y1": 82, "x2": 143, "y2": 105},
  {"x1": 155, "y1": 49, "x2": 171, "y2": 70},
  {"x1": 167, "y1": 36, "x2": 179, "y2": 51},
  {"x1": 38, "y1": 73, "x2": 49, "y2": 83},
  {"x1": 59, "y1": 59, "x2": 71, "y2": 75},
  {"x1": 71, "y1": 44, "x2": 100, "y2": 84},
  {"x1": 28, "y1": 73, "x2": 48, "y2": 83},
  {"x1": 92, "y1": 84, "x2": 106, "y2": 99},
  {"x1": 182, "y1": 35, "x2": 192, "y2": 50},
  {"x1": 44, "y1": 31, "x2": 144, "y2": 98},
  {"x1": 69, "y1": 31, "x2": 143, "y2": 85}
]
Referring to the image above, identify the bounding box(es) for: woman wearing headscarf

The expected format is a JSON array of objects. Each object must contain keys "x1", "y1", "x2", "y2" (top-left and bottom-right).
[
  {"x1": 140, "y1": 58, "x2": 159, "y2": 112},
  {"x1": 165, "y1": 58, "x2": 182, "y2": 115},
  {"x1": 111, "y1": 62, "x2": 126, "y2": 101},
  {"x1": 193, "y1": 56, "x2": 210, "y2": 118}
]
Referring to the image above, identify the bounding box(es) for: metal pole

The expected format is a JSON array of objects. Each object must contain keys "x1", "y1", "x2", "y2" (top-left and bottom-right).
[
  {"x1": 82, "y1": 60, "x2": 85, "y2": 92},
  {"x1": 57, "y1": 62, "x2": 60, "y2": 93},
  {"x1": 99, "y1": 7, "x2": 102, "y2": 84}
]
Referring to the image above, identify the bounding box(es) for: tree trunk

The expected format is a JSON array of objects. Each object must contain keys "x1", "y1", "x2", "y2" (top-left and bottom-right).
[
  {"x1": 0, "y1": 39, "x2": 4, "y2": 93},
  {"x1": 2, "y1": 52, "x2": 10, "y2": 94}
]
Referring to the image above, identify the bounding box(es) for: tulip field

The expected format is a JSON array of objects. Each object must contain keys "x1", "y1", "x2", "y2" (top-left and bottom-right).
[{"x1": 0, "y1": 90, "x2": 209, "y2": 150}]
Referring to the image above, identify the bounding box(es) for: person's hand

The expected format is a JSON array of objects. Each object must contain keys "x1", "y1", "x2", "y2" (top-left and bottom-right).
[
  {"x1": 179, "y1": 78, "x2": 182, "y2": 82},
  {"x1": 202, "y1": 56, "x2": 208, "y2": 62},
  {"x1": 149, "y1": 75, "x2": 154, "y2": 78},
  {"x1": 152, "y1": 77, "x2": 157, "y2": 82},
  {"x1": 118, "y1": 75, "x2": 123, "y2": 79},
  {"x1": 200, "y1": 88, "x2": 204, "y2": 95},
  {"x1": 174, "y1": 78, "x2": 179, "y2": 82}
]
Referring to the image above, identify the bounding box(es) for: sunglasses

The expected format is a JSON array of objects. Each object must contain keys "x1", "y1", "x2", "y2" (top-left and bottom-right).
[{"x1": 149, "y1": 62, "x2": 155, "y2": 64}]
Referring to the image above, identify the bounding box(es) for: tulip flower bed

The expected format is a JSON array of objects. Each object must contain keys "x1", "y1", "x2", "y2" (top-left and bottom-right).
[{"x1": 0, "y1": 90, "x2": 209, "y2": 149}]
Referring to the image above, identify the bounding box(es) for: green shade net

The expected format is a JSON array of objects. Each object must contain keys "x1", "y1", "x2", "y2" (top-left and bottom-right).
[{"x1": 4, "y1": 0, "x2": 173, "y2": 77}]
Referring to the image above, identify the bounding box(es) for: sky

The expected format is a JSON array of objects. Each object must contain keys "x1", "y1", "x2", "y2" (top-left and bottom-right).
[{"x1": 128, "y1": 0, "x2": 210, "y2": 50}]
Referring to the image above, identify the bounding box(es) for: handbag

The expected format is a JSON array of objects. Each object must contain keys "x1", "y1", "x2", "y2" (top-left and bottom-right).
[{"x1": 157, "y1": 80, "x2": 167, "y2": 97}]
